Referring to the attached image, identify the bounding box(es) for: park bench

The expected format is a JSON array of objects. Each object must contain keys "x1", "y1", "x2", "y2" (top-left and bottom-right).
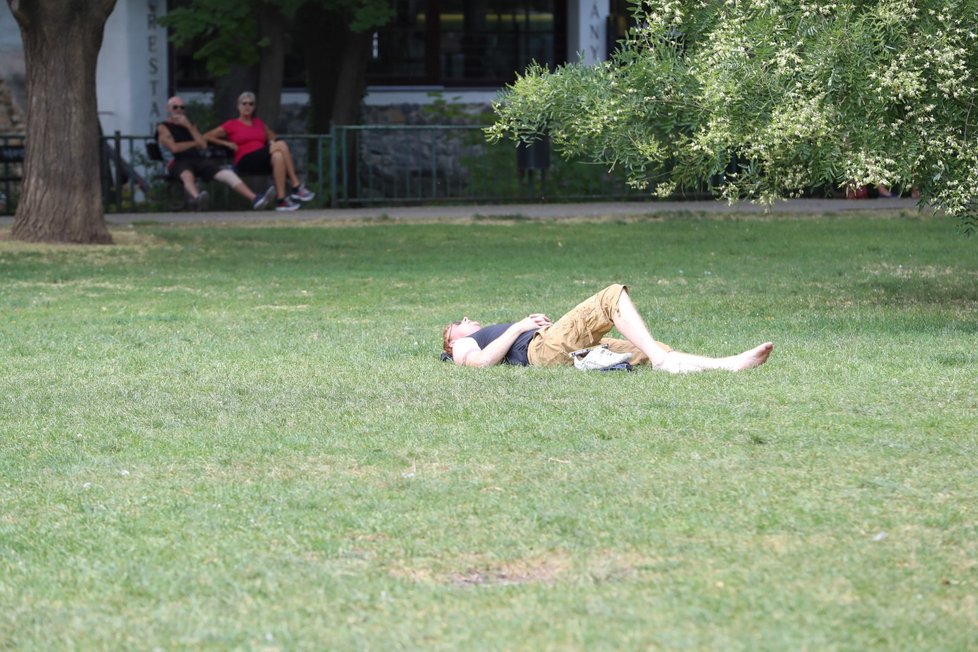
[{"x1": 144, "y1": 139, "x2": 271, "y2": 210}]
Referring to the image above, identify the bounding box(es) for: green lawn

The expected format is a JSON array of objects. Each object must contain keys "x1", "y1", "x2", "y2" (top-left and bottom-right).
[{"x1": 1, "y1": 211, "x2": 976, "y2": 650}]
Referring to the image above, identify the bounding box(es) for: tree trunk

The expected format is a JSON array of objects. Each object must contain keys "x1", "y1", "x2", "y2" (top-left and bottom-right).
[
  {"x1": 331, "y1": 30, "x2": 370, "y2": 127},
  {"x1": 8, "y1": 0, "x2": 117, "y2": 244},
  {"x1": 298, "y1": 4, "x2": 370, "y2": 131},
  {"x1": 297, "y1": 4, "x2": 371, "y2": 203},
  {"x1": 256, "y1": 1, "x2": 285, "y2": 130},
  {"x1": 297, "y1": 4, "x2": 341, "y2": 133}
]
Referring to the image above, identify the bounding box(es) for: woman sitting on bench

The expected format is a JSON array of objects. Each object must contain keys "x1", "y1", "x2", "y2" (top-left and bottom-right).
[{"x1": 204, "y1": 91, "x2": 314, "y2": 213}]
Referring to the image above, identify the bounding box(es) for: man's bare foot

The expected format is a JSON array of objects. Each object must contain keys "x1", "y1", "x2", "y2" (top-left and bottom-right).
[{"x1": 728, "y1": 342, "x2": 774, "y2": 371}]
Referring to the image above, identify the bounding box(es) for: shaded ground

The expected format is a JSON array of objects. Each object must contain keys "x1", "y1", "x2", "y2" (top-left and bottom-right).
[{"x1": 0, "y1": 197, "x2": 923, "y2": 228}]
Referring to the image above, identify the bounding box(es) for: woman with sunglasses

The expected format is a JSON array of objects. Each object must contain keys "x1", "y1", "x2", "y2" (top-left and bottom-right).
[
  {"x1": 205, "y1": 91, "x2": 314, "y2": 212},
  {"x1": 442, "y1": 284, "x2": 774, "y2": 373}
]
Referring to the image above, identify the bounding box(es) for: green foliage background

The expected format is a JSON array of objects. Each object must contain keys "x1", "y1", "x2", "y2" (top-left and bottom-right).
[{"x1": 488, "y1": 0, "x2": 978, "y2": 230}]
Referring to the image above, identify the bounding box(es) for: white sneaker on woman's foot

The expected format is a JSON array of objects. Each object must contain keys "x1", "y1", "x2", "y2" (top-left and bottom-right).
[
  {"x1": 290, "y1": 183, "x2": 315, "y2": 202},
  {"x1": 275, "y1": 197, "x2": 300, "y2": 212}
]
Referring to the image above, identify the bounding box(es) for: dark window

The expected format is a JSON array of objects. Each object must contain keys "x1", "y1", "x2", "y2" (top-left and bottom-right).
[
  {"x1": 607, "y1": 0, "x2": 636, "y2": 56},
  {"x1": 367, "y1": 0, "x2": 566, "y2": 86},
  {"x1": 170, "y1": 1, "x2": 565, "y2": 90}
]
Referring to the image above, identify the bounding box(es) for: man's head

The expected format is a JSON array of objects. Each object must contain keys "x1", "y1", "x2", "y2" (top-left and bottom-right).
[
  {"x1": 166, "y1": 96, "x2": 187, "y2": 121},
  {"x1": 442, "y1": 317, "x2": 481, "y2": 355}
]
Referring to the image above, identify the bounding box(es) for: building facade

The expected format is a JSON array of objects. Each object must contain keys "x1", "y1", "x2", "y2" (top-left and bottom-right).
[{"x1": 0, "y1": 1, "x2": 626, "y2": 136}]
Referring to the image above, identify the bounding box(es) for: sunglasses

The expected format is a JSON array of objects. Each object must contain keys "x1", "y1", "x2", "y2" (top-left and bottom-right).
[{"x1": 170, "y1": 105, "x2": 185, "y2": 110}]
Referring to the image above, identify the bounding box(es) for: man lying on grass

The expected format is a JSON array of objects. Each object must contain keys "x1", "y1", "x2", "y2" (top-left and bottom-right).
[{"x1": 442, "y1": 284, "x2": 773, "y2": 373}]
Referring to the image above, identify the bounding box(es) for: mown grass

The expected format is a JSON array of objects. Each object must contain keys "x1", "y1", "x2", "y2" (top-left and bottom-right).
[{"x1": 1, "y1": 211, "x2": 976, "y2": 650}]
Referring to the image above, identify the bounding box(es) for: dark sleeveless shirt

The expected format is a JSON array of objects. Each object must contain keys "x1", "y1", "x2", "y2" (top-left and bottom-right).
[
  {"x1": 160, "y1": 121, "x2": 202, "y2": 161},
  {"x1": 468, "y1": 323, "x2": 538, "y2": 366}
]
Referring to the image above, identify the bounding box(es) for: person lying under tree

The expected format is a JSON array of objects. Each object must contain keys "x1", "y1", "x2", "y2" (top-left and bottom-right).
[{"x1": 441, "y1": 284, "x2": 773, "y2": 373}]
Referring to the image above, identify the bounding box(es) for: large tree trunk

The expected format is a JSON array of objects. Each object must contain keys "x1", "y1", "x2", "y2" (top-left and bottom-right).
[
  {"x1": 8, "y1": 0, "x2": 117, "y2": 244},
  {"x1": 297, "y1": 4, "x2": 370, "y2": 132},
  {"x1": 256, "y1": 0, "x2": 285, "y2": 130},
  {"x1": 297, "y1": 4, "x2": 341, "y2": 133},
  {"x1": 330, "y1": 30, "x2": 370, "y2": 127},
  {"x1": 298, "y1": 4, "x2": 371, "y2": 203}
]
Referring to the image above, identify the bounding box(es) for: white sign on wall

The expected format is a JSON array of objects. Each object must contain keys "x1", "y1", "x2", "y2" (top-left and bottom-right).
[
  {"x1": 569, "y1": 0, "x2": 608, "y2": 65},
  {"x1": 97, "y1": 0, "x2": 168, "y2": 137},
  {"x1": 146, "y1": 1, "x2": 167, "y2": 129},
  {"x1": 587, "y1": 1, "x2": 605, "y2": 63}
]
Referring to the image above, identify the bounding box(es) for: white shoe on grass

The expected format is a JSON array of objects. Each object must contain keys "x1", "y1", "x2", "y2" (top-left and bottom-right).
[{"x1": 572, "y1": 346, "x2": 632, "y2": 371}]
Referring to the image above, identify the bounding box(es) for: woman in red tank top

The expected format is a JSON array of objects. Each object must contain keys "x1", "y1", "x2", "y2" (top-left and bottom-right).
[{"x1": 205, "y1": 91, "x2": 315, "y2": 212}]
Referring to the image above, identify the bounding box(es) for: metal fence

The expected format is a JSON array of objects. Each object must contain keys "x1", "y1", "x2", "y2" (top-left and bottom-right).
[
  {"x1": 0, "y1": 134, "x2": 25, "y2": 214},
  {"x1": 330, "y1": 124, "x2": 647, "y2": 208},
  {"x1": 1, "y1": 125, "x2": 654, "y2": 215}
]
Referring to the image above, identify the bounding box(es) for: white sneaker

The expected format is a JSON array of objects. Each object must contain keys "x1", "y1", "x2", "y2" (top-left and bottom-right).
[
  {"x1": 275, "y1": 197, "x2": 300, "y2": 212},
  {"x1": 290, "y1": 183, "x2": 315, "y2": 202},
  {"x1": 572, "y1": 346, "x2": 632, "y2": 371}
]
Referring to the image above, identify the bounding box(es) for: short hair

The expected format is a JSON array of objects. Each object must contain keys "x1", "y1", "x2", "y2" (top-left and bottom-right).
[
  {"x1": 237, "y1": 91, "x2": 256, "y2": 105},
  {"x1": 442, "y1": 320, "x2": 461, "y2": 355}
]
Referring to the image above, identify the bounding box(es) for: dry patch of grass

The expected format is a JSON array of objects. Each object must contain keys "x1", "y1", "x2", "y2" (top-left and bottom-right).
[
  {"x1": 389, "y1": 548, "x2": 679, "y2": 588},
  {"x1": 0, "y1": 226, "x2": 162, "y2": 248},
  {"x1": 448, "y1": 551, "x2": 572, "y2": 587},
  {"x1": 864, "y1": 262, "x2": 978, "y2": 279}
]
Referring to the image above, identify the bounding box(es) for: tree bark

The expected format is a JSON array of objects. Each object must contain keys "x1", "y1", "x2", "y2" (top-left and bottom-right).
[
  {"x1": 8, "y1": 0, "x2": 117, "y2": 244},
  {"x1": 298, "y1": 4, "x2": 369, "y2": 131},
  {"x1": 297, "y1": 4, "x2": 341, "y2": 133},
  {"x1": 256, "y1": 0, "x2": 285, "y2": 130},
  {"x1": 297, "y1": 4, "x2": 371, "y2": 202},
  {"x1": 330, "y1": 30, "x2": 370, "y2": 127}
]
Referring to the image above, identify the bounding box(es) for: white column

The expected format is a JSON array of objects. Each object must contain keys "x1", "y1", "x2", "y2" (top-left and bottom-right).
[
  {"x1": 97, "y1": 0, "x2": 168, "y2": 137},
  {"x1": 567, "y1": 0, "x2": 609, "y2": 65}
]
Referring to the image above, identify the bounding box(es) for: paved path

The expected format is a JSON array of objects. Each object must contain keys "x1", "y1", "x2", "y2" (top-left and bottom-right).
[{"x1": 1, "y1": 197, "x2": 924, "y2": 226}]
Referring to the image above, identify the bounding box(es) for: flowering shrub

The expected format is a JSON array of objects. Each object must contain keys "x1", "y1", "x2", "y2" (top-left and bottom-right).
[{"x1": 486, "y1": 0, "x2": 978, "y2": 231}]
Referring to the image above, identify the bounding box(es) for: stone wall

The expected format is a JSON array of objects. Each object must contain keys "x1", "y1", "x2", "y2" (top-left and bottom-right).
[
  {"x1": 274, "y1": 100, "x2": 498, "y2": 200},
  {"x1": 354, "y1": 103, "x2": 496, "y2": 200}
]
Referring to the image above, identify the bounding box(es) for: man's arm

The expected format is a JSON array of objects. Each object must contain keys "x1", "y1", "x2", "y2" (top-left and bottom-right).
[{"x1": 452, "y1": 314, "x2": 552, "y2": 367}]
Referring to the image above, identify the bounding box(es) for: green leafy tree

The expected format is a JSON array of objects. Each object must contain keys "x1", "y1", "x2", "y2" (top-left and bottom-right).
[
  {"x1": 487, "y1": 0, "x2": 978, "y2": 231},
  {"x1": 162, "y1": 0, "x2": 392, "y2": 130}
]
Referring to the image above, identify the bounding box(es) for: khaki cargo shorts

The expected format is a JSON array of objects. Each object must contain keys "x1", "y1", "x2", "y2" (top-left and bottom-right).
[{"x1": 526, "y1": 284, "x2": 671, "y2": 366}]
